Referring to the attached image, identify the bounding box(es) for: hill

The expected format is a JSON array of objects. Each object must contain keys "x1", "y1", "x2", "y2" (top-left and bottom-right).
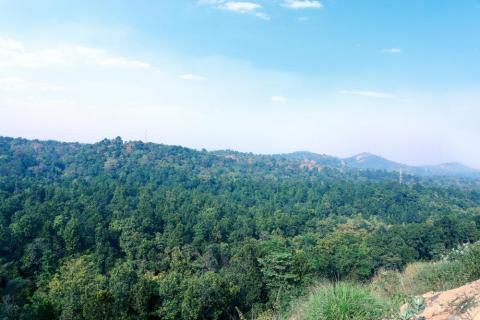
[
  {"x1": 343, "y1": 152, "x2": 409, "y2": 172},
  {"x1": 1, "y1": 136, "x2": 480, "y2": 320},
  {"x1": 280, "y1": 151, "x2": 480, "y2": 179}
]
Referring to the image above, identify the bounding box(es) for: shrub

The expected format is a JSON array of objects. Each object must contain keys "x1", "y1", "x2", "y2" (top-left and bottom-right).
[
  {"x1": 292, "y1": 282, "x2": 392, "y2": 320},
  {"x1": 369, "y1": 269, "x2": 414, "y2": 314},
  {"x1": 282, "y1": 243, "x2": 480, "y2": 320},
  {"x1": 448, "y1": 242, "x2": 480, "y2": 281},
  {"x1": 370, "y1": 269, "x2": 403, "y2": 300},
  {"x1": 402, "y1": 260, "x2": 466, "y2": 295}
]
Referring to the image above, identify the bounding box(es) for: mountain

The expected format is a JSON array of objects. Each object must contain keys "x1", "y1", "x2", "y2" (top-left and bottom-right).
[
  {"x1": 278, "y1": 151, "x2": 343, "y2": 167},
  {"x1": 343, "y1": 152, "x2": 409, "y2": 171},
  {"x1": 282, "y1": 151, "x2": 480, "y2": 178},
  {"x1": 417, "y1": 162, "x2": 480, "y2": 177}
]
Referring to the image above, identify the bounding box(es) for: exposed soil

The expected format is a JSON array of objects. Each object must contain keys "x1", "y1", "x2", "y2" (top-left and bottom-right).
[{"x1": 405, "y1": 280, "x2": 480, "y2": 320}]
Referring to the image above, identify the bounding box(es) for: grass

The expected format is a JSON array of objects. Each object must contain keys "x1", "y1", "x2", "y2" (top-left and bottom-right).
[
  {"x1": 372, "y1": 242, "x2": 480, "y2": 299},
  {"x1": 267, "y1": 242, "x2": 480, "y2": 320},
  {"x1": 287, "y1": 282, "x2": 393, "y2": 320},
  {"x1": 402, "y1": 260, "x2": 466, "y2": 294}
]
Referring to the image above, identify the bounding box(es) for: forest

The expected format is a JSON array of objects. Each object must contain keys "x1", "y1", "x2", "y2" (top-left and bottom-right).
[{"x1": 1, "y1": 136, "x2": 480, "y2": 319}]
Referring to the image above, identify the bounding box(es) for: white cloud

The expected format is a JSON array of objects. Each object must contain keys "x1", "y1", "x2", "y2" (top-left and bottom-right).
[
  {"x1": 179, "y1": 74, "x2": 206, "y2": 81},
  {"x1": 0, "y1": 37, "x2": 151, "y2": 69},
  {"x1": 222, "y1": 1, "x2": 261, "y2": 12},
  {"x1": 0, "y1": 37, "x2": 25, "y2": 51},
  {"x1": 254, "y1": 12, "x2": 270, "y2": 20},
  {"x1": 198, "y1": 0, "x2": 268, "y2": 19},
  {"x1": 0, "y1": 77, "x2": 70, "y2": 92},
  {"x1": 282, "y1": 0, "x2": 322, "y2": 9},
  {"x1": 197, "y1": 0, "x2": 224, "y2": 4},
  {"x1": 339, "y1": 90, "x2": 397, "y2": 99},
  {"x1": 74, "y1": 46, "x2": 151, "y2": 68},
  {"x1": 272, "y1": 96, "x2": 287, "y2": 102},
  {"x1": 381, "y1": 48, "x2": 403, "y2": 54}
]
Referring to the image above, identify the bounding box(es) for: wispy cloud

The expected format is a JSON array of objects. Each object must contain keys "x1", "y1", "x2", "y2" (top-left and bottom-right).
[
  {"x1": 179, "y1": 74, "x2": 206, "y2": 81},
  {"x1": 0, "y1": 77, "x2": 70, "y2": 92},
  {"x1": 197, "y1": 0, "x2": 223, "y2": 4},
  {"x1": 0, "y1": 37, "x2": 151, "y2": 69},
  {"x1": 0, "y1": 37, "x2": 24, "y2": 51},
  {"x1": 198, "y1": 1, "x2": 269, "y2": 19},
  {"x1": 381, "y1": 48, "x2": 403, "y2": 54},
  {"x1": 271, "y1": 96, "x2": 287, "y2": 102},
  {"x1": 282, "y1": 0, "x2": 322, "y2": 9},
  {"x1": 74, "y1": 46, "x2": 151, "y2": 68},
  {"x1": 253, "y1": 12, "x2": 270, "y2": 20},
  {"x1": 222, "y1": 1, "x2": 261, "y2": 12},
  {"x1": 339, "y1": 90, "x2": 397, "y2": 99}
]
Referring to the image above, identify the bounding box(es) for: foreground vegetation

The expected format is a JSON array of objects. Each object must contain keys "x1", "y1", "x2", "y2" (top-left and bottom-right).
[
  {"x1": 285, "y1": 282, "x2": 391, "y2": 320},
  {"x1": 276, "y1": 241, "x2": 480, "y2": 320},
  {"x1": 1, "y1": 136, "x2": 480, "y2": 319}
]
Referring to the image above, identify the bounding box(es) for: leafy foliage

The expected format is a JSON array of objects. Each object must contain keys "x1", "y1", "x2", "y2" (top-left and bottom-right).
[
  {"x1": 289, "y1": 282, "x2": 392, "y2": 320},
  {"x1": 1, "y1": 136, "x2": 480, "y2": 319}
]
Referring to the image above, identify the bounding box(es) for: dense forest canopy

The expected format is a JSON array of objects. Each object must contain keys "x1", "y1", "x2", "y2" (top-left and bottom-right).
[{"x1": 1, "y1": 136, "x2": 480, "y2": 319}]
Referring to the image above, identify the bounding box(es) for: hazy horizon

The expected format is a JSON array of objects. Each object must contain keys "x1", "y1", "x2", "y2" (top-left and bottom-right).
[
  {"x1": 3, "y1": 134, "x2": 479, "y2": 170},
  {"x1": 1, "y1": 1, "x2": 479, "y2": 168}
]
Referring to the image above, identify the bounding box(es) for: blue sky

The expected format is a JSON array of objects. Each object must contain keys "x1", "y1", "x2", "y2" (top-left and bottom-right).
[{"x1": 0, "y1": 0, "x2": 479, "y2": 167}]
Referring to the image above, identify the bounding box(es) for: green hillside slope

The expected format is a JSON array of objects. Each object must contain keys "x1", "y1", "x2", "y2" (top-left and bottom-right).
[{"x1": 1, "y1": 136, "x2": 480, "y2": 319}]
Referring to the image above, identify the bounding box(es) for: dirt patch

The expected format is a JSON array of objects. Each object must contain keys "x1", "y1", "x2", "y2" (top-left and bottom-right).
[{"x1": 403, "y1": 280, "x2": 480, "y2": 320}]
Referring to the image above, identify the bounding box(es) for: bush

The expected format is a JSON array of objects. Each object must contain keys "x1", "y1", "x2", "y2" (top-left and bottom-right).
[
  {"x1": 290, "y1": 282, "x2": 392, "y2": 320},
  {"x1": 448, "y1": 242, "x2": 480, "y2": 281},
  {"x1": 399, "y1": 242, "x2": 480, "y2": 296},
  {"x1": 372, "y1": 242, "x2": 480, "y2": 301},
  {"x1": 284, "y1": 243, "x2": 480, "y2": 320},
  {"x1": 402, "y1": 261, "x2": 466, "y2": 295},
  {"x1": 370, "y1": 269, "x2": 405, "y2": 304}
]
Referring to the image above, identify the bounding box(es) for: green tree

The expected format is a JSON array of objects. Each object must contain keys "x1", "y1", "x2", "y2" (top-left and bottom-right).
[{"x1": 48, "y1": 256, "x2": 112, "y2": 320}]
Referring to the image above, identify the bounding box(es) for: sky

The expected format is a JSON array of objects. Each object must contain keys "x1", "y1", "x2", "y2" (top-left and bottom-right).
[{"x1": 0, "y1": 0, "x2": 479, "y2": 168}]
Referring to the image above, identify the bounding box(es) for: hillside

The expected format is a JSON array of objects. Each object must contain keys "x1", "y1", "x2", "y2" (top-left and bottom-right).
[
  {"x1": 280, "y1": 151, "x2": 480, "y2": 179},
  {"x1": 282, "y1": 241, "x2": 480, "y2": 320},
  {"x1": 1, "y1": 136, "x2": 480, "y2": 320},
  {"x1": 343, "y1": 152, "x2": 410, "y2": 172}
]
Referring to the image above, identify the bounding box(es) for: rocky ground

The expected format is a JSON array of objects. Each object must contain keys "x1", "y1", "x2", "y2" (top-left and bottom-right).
[{"x1": 401, "y1": 280, "x2": 480, "y2": 320}]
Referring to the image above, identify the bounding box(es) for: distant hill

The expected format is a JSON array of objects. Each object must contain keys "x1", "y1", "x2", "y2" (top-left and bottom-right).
[
  {"x1": 343, "y1": 152, "x2": 409, "y2": 171},
  {"x1": 415, "y1": 162, "x2": 480, "y2": 177},
  {"x1": 281, "y1": 151, "x2": 480, "y2": 178},
  {"x1": 278, "y1": 151, "x2": 343, "y2": 167}
]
